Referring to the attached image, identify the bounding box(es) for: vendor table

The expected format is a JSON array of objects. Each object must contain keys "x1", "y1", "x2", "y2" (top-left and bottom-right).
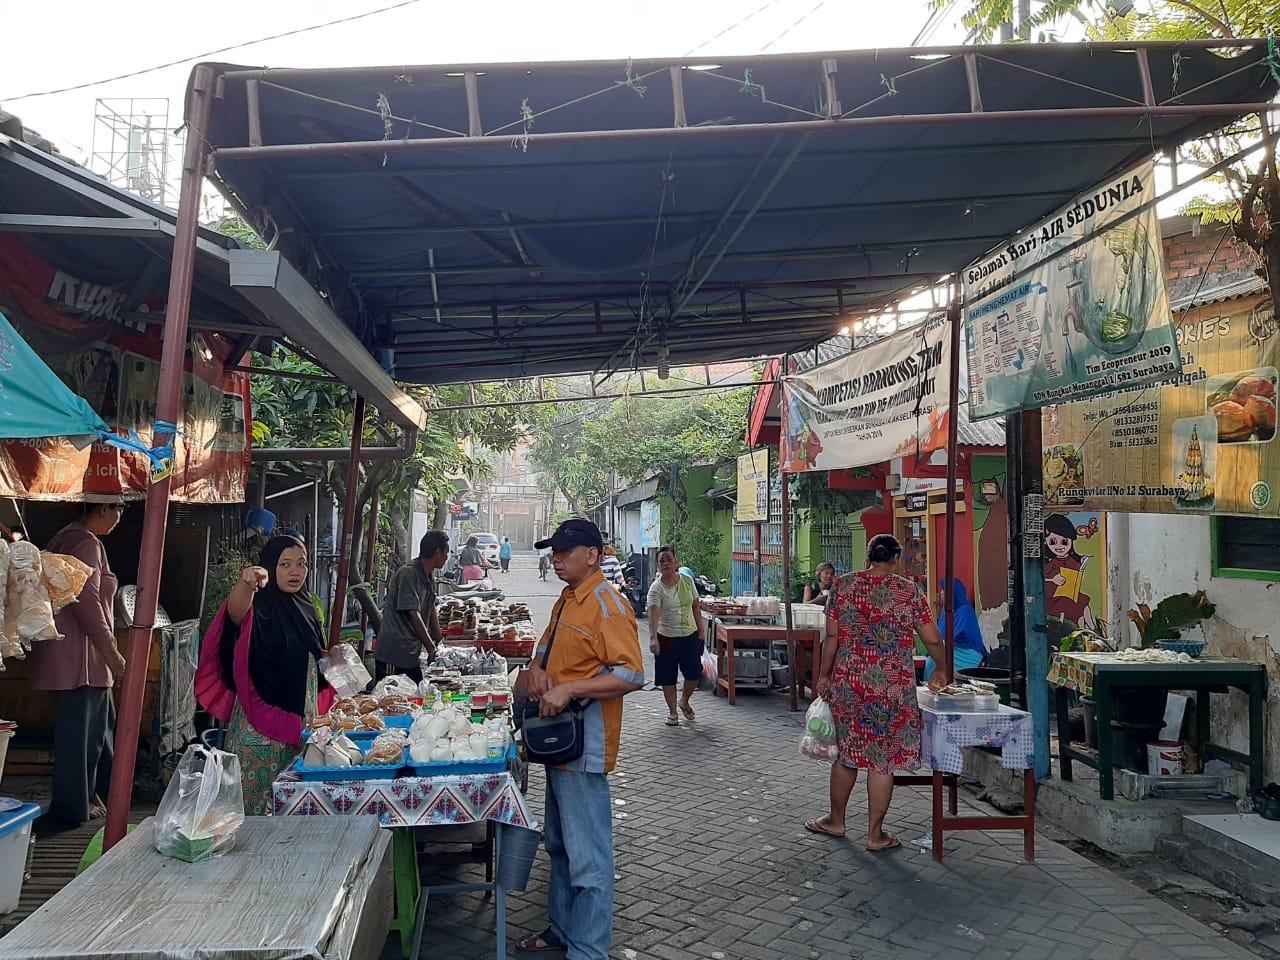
[
  {"x1": 0, "y1": 816, "x2": 392, "y2": 960},
  {"x1": 274, "y1": 767, "x2": 537, "y2": 960},
  {"x1": 1048, "y1": 653, "x2": 1268, "y2": 801},
  {"x1": 712, "y1": 620, "x2": 820, "y2": 704},
  {"x1": 896, "y1": 702, "x2": 1037, "y2": 863}
]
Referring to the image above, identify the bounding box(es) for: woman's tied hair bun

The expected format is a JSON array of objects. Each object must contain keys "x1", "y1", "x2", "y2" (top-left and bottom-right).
[{"x1": 867, "y1": 533, "x2": 903, "y2": 564}]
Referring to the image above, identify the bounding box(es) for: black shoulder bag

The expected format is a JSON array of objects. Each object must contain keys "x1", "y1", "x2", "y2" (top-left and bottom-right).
[{"x1": 520, "y1": 600, "x2": 589, "y2": 766}]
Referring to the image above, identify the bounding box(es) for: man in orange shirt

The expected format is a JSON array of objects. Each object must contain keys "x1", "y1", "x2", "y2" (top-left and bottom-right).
[{"x1": 516, "y1": 519, "x2": 643, "y2": 959}]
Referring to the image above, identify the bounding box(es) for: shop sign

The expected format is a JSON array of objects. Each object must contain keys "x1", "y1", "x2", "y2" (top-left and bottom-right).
[
  {"x1": 1042, "y1": 293, "x2": 1278, "y2": 518},
  {"x1": 963, "y1": 160, "x2": 1180, "y2": 419},
  {"x1": 781, "y1": 312, "x2": 952, "y2": 472},
  {"x1": 638, "y1": 499, "x2": 661, "y2": 549},
  {"x1": 735, "y1": 449, "x2": 769, "y2": 522},
  {"x1": 904, "y1": 493, "x2": 928, "y2": 513},
  {"x1": 46, "y1": 270, "x2": 125, "y2": 322}
]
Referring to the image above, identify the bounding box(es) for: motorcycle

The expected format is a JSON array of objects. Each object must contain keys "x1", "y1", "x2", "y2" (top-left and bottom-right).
[
  {"x1": 437, "y1": 559, "x2": 504, "y2": 600},
  {"x1": 620, "y1": 561, "x2": 646, "y2": 618},
  {"x1": 692, "y1": 574, "x2": 728, "y2": 597}
]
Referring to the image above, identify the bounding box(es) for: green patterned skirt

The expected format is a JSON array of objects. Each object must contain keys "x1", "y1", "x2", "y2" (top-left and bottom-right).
[{"x1": 224, "y1": 660, "x2": 317, "y2": 816}]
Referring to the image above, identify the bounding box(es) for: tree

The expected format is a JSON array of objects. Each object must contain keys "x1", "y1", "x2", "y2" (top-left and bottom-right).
[
  {"x1": 948, "y1": 0, "x2": 1280, "y2": 317},
  {"x1": 251, "y1": 348, "x2": 548, "y2": 619}
]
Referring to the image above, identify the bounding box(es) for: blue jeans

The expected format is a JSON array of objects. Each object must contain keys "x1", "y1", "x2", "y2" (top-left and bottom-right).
[{"x1": 543, "y1": 768, "x2": 614, "y2": 960}]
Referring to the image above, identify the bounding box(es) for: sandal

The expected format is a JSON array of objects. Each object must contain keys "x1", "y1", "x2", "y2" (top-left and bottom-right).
[
  {"x1": 804, "y1": 818, "x2": 846, "y2": 838},
  {"x1": 517, "y1": 930, "x2": 566, "y2": 953},
  {"x1": 865, "y1": 834, "x2": 901, "y2": 853},
  {"x1": 664, "y1": 715, "x2": 680, "y2": 726},
  {"x1": 680, "y1": 703, "x2": 695, "y2": 721}
]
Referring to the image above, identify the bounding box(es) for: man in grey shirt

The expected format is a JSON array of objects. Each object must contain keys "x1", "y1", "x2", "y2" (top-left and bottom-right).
[{"x1": 374, "y1": 530, "x2": 449, "y2": 682}]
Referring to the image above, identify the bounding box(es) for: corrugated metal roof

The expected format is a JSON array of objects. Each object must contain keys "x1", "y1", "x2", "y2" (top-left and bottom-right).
[
  {"x1": 958, "y1": 406, "x2": 1005, "y2": 448},
  {"x1": 1170, "y1": 274, "x2": 1266, "y2": 311}
]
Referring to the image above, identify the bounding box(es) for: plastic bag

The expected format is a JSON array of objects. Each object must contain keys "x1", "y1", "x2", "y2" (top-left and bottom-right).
[
  {"x1": 5, "y1": 541, "x2": 60, "y2": 647},
  {"x1": 371, "y1": 674, "x2": 418, "y2": 699},
  {"x1": 154, "y1": 744, "x2": 245, "y2": 862},
  {"x1": 799, "y1": 697, "x2": 839, "y2": 763},
  {"x1": 41, "y1": 551, "x2": 93, "y2": 614},
  {"x1": 700, "y1": 651, "x2": 717, "y2": 689},
  {"x1": 318, "y1": 642, "x2": 372, "y2": 699}
]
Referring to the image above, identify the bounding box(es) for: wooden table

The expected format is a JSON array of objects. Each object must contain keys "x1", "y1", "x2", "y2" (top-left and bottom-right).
[
  {"x1": 0, "y1": 816, "x2": 392, "y2": 960},
  {"x1": 1048, "y1": 654, "x2": 1268, "y2": 801},
  {"x1": 712, "y1": 620, "x2": 820, "y2": 704},
  {"x1": 904, "y1": 701, "x2": 1037, "y2": 862}
]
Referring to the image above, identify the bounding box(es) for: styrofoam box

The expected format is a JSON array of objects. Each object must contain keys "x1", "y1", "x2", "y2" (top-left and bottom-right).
[
  {"x1": 0, "y1": 801, "x2": 39, "y2": 915},
  {"x1": 790, "y1": 604, "x2": 828, "y2": 630}
]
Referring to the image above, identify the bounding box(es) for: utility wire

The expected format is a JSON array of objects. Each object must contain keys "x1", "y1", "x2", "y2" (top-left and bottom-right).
[
  {"x1": 760, "y1": 0, "x2": 829, "y2": 52},
  {"x1": 3, "y1": 0, "x2": 424, "y2": 101},
  {"x1": 683, "y1": 0, "x2": 788, "y2": 57}
]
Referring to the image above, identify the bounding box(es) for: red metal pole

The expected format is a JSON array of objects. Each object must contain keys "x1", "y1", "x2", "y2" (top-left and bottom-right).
[
  {"x1": 942, "y1": 299, "x2": 962, "y2": 681},
  {"x1": 358, "y1": 489, "x2": 380, "y2": 645},
  {"x1": 328, "y1": 395, "x2": 366, "y2": 649},
  {"x1": 104, "y1": 65, "x2": 216, "y2": 851},
  {"x1": 781, "y1": 470, "x2": 797, "y2": 711}
]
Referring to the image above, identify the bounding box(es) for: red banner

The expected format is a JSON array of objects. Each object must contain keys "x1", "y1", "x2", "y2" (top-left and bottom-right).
[{"x1": 0, "y1": 234, "x2": 251, "y2": 503}]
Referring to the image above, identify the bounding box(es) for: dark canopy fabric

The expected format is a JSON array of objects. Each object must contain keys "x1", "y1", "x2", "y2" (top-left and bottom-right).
[{"x1": 197, "y1": 43, "x2": 1278, "y2": 383}]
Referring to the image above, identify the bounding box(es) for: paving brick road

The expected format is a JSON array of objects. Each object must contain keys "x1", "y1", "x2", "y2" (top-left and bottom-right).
[{"x1": 406, "y1": 555, "x2": 1250, "y2": 960}]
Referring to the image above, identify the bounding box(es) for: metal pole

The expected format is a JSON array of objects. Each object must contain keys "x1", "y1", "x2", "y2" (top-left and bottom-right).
[
  {"x1": 1020, "y1": 409, "x2": 1050, "y2": 780},
  {"x1": 942, "y1": 300, "x2": 962, "y2": 681},
  {"x1": 782, "y1": 470, "x2": 797, "y2": 711},
  {"x1": 328, "y1": 395, "x2": 366, "y2": 649},
  {"x1": 104, "y1": 64, "x2": 216, "y2": 852},
  {"x1": 1006, "y1": 416, "x2": 1027, "y2": 708}
]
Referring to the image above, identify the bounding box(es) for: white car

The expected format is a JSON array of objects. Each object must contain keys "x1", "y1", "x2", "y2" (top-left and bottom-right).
[{"x1": 473, "y1": 532, "x2": 501, "y2": 564}]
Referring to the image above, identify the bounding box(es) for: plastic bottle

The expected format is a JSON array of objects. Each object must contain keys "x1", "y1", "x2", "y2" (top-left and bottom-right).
[{"x1": 486, "y1": 715, "x2": 508, "y2": 760}]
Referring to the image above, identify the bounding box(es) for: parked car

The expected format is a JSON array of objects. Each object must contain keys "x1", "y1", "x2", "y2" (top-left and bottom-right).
[{"x1": 473, "y1": 532, "x2": 501, "y2": 564}]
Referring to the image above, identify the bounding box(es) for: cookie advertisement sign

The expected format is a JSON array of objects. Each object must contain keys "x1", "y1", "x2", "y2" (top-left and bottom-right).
[
  {"x1": 963, "y1": 160, "x2": 1181, "y2": 420},
  {"x1": 1041, "y1": 293, "x2": 1278, "y2": 518}
]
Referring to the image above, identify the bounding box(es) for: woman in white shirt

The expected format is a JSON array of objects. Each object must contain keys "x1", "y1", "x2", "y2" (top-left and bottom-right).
[{"x1": 647, "y1": 544, "x2": 703, "y2": 726}]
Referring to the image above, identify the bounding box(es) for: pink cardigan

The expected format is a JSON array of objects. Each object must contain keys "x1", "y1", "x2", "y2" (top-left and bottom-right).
[{"x1": 195, "y1": 602, "x2": 334, "y2": 747}]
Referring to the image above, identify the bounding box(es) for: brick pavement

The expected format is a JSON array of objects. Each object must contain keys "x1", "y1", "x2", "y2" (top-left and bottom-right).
[{"x1": 405, "y1": 558, "x2": 1252, "y2": 959}]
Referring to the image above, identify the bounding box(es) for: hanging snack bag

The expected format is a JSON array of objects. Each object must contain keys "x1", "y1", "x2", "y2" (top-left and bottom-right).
[
  {"x1": 41, "y1": 551, "x2": 93, "y2": 614},
  {"x1": 5, "y1": 540, "x2": 60, "y2": 648}
]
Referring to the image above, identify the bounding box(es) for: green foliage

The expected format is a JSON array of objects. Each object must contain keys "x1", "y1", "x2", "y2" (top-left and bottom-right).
[
  {"x1": 529, "y1": 373, "x2": 755, "y2": 519},
  {"x1": 1128, "y1": 591, "x2": 1216, "y2": 647},
  {"x1": 669, "y1": 522, "x2": 725, "y2": 581}
]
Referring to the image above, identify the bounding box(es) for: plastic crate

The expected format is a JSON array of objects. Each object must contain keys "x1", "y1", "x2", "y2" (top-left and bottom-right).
[
  {"x1": 407, "y1": 740, "x2": 516, "y2": 778},
  {"x1": 292, "y1": 750, "x2": 408, "y2": 782},
  {"x1": 0, "y1": 801, "x2": 40, "y2": 914}
]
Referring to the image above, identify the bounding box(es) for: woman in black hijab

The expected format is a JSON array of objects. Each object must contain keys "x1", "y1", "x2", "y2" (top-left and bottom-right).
[{"x1": 196, "y1": 536, "x2": 332, "y2": 814}]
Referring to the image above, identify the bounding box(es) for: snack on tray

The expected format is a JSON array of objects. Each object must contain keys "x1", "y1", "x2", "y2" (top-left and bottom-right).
[
  {"x1": 365, "y1": 738, "x2": 404, "y2": 765},
  {"x1": 354, "y1": 695, "x2": 380, "y2": 714},
  {"x1": 356, "y1": 714, "x2": 386, "y2": 731},
  {"x1": 332, "y1": 697, "x2": 358, "y2": 715},
  {"x1": 380, "y1": 696, "x2": 413, "y2": 715}
]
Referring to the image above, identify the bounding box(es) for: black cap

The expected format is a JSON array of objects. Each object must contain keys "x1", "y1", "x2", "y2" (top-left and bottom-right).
[{"x1": 534, "y1": 518, "x2": 604, "y2": 552}]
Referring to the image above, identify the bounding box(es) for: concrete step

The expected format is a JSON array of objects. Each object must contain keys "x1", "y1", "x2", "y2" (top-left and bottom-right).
[{"x1": 1156, "y1": 829, "x2": 1280, "y2": 907}]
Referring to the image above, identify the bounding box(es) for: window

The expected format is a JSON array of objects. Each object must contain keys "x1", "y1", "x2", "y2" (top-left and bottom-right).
[{"x1": 1211, "y1": 517, "x2": 1280, "y2": 582}]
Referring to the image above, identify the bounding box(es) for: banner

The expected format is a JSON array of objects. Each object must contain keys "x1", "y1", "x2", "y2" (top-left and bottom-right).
[
  {"x1": 638, "y1": 499, "x2": 661, "y2": 549},
  {"x1": 735, "y1": 449, "x2": 769, "y2": 522},
  {"x1": 963, "y1": 160, "x2": 1180, "y2": 420},
  {"x1": 781, "y1": 313, "x2": 951, "y2": 473},
  {"x1": 0, "y1": 234, "x2": 251, "y2": 503},
  {"x1": 1043, "y1": 293, "x2": 1278, "y2": 518}
]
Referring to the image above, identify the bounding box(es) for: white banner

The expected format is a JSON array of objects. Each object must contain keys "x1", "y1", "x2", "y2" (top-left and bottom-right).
[{"x1": 781, "y1": 313, "x2": 952, "y2": 472}]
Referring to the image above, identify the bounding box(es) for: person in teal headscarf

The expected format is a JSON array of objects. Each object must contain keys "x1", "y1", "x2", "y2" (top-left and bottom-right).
[{"x1": 924, "y1": 578, "x2": 986, "y2": 680}]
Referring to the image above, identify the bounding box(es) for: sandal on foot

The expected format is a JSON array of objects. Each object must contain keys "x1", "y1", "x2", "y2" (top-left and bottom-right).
[
  {"x1": 804, "y1": 819, "x2": 846, "y2": 838},
  {"x1": 516, "y1": 931, "x2": 566, "y2": 953},
  {"x1": 664, "y1": 715, "x2": 680, "y2": 726},
  {"x1": 865, "y1": 835, "x2": 901, "y2": 853},
  {"x1": 681, "y1": 703, "x2": 695, "y2": 721}
]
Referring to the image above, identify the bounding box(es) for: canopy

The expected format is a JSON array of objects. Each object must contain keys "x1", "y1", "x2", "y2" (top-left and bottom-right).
[
  {"x1": 0, "y1": 308, "x2": 110, "y2": 441},
  {"x1": 196, "y1": 40, "x2": 1278, "y2": 384}
]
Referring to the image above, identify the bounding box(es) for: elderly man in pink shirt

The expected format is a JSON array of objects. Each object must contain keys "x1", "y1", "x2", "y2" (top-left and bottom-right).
[{"x1": 28, "y1": 500, "x2": 127, "y2": 827}]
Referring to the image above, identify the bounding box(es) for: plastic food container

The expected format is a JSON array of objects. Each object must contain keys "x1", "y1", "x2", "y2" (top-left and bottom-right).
[
  {"x1": 917, "y1": 687, "x2": 1001, "y2": 713},
  {"x1": 0, "y1": 800, "x2": 39, "y2": 914},
  {"x1": 471, "y1": 691, "x2": 491, "y2": 710}
]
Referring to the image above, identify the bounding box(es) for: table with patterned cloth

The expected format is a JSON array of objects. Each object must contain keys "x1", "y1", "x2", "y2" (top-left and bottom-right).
[
  {"x1": 1047, "y1": 652, "x2": 1267, "y2": 801},
  {"x1": 273, "y1": 767, "x2": 538, "y2": 960},
  {"x1": 895, "y1": 702, "x2": 1037, "y2": 863},
  {"x1": 921, "y1": 703, "x2": 1035, "y2": 773},
  {"x1": 273, "y1": 768, "x2": 536, "y2": 828}
]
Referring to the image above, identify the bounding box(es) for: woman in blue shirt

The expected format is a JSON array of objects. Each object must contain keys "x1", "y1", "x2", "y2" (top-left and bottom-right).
[
  {"x1": 499, "y1": 536, "x2": 513, "y2": 573},
  {"x1": 925, "y1": 578, "x2": 986, "y2": 679}
]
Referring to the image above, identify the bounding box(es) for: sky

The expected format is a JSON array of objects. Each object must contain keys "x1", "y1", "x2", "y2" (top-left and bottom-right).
[{"x1": 1, "y1": 0, "x2": 977, "y2": 164}]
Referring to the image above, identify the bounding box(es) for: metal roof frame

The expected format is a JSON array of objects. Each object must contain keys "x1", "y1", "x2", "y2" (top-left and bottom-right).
[{"x1": 194, "y1": 41, "x2": 1276, "y2": 385}]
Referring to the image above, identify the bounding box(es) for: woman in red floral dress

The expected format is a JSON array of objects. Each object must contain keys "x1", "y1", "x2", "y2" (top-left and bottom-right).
[{"x1": 807, "y1": 534, "x2": 948, "y2": 851}]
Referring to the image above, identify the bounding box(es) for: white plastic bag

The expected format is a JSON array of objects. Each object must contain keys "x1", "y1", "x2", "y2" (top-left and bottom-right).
[
  {"x1": 799, "y1": 697, "x2": 839, "y2": 763},
  {"x1": 700, "y1": 650, "x2": 717, "y2": 689},
  {"x1": 154, "y1": 744, "x2": 245, "y2": 862},
  {"x1": 371, "y1": 674, "x2": 418, "y2": 699},
  {"x1": 319, "y1": 642, "x2": 372, "y2": 699},
  {"x1": 5, "y1": 540, "x2": 60, "y2": 647}
]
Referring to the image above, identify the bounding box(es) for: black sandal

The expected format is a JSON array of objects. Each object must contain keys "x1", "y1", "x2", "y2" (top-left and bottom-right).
[{"x1": 516, "y1": 930, "x2": 566, "y2": 953}]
